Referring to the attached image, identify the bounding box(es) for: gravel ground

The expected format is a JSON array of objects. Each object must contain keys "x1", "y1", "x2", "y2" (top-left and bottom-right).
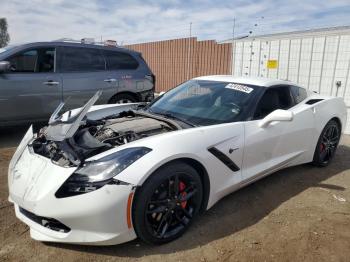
[{"x1": 0, "y1": 127, "x2": 349, "y2": 262}]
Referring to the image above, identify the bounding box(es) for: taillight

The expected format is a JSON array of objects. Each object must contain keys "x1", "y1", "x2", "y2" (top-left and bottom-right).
[{"x1": 145, "y1": 74, "x2": 155, "y2": 84}]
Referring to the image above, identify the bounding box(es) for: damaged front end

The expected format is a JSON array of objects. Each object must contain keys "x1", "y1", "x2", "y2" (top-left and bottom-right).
[
  {"x1": 8, "y1": 91, "x2": 172, "y2": 244},
  {"x1": 31, "y1": 91, "x2": 180, "y2": 168}
]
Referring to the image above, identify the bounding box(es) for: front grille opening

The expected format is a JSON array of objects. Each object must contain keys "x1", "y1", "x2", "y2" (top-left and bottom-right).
[{"x1": 19, "y1": 207, "x2": 71, "y2": 233}]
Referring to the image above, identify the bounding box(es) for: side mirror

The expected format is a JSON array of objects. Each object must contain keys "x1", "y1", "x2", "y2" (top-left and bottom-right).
[
  {"x1": 259, "y1": 109, "x2": 293, "y2": 128},
  {"x1": 0, "y1": 61, "x2": 10, "y2": 72}
]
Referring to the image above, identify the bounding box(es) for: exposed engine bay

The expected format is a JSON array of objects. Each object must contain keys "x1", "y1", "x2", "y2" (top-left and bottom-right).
[{"x1": 31, "y1": 110, "x2": 177, "y2": 167}]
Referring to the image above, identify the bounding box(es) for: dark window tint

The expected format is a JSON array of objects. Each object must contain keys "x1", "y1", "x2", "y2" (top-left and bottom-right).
[
  {"x1": 9, "y1": 50, "x2": 37, "y2": 72},
  {"x1": 61, "y1": 47, "x2": 105, "y2": 72},
  {"x1": 254, "y1": 85, "x2": 294, "y2": 119},
  {"x1": 38, "y1": 49, "x2": 55, "y2": 72},
  {"x1": 290, "y1": 85, "x2": 307, "y2": 104},
  {"x1": 8, "y1": 48, "x2": 55, "y2": 73},
  {"x1": 103, "y1": 50, "x2": 139, "y2": 70}
]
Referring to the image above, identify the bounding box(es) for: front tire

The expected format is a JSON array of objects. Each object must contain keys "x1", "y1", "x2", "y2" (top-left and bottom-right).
[
  {"x1": 312, "y1": 119, "x2": 341, "y2": 167},
  {"x1": 109, "y1": 93, "x2": 137, "y2": 104},
  {"x1": 132, "y1": 162, "x2": 203, "y2": 244}
]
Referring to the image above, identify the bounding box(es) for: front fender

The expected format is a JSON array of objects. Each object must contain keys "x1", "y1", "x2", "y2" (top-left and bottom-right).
[{"x1": 98, "y1": 122, "x2": 245, "y2": 209}]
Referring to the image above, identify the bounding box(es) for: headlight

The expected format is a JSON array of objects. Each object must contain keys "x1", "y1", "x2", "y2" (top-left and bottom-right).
[{"x1": 55, "y1": 147, "x2": 151, "y2": 198}]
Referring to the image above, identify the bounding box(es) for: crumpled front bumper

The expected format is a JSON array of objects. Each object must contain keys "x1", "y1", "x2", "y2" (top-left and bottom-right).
[{"x1": 8, "y1": 127, "x2": 137, "y2": 245}]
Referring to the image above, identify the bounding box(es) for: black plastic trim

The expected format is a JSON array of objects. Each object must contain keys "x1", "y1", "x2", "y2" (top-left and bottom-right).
[
  {"x1": 305, "y1": 99, "x2": 324, "y2": 105},
  {"x1": 208, "y1": 147, "x2": 240, "y2": 172},
  {"x1": 19, "y1": 207, "x2": 71, "y2": 233}
]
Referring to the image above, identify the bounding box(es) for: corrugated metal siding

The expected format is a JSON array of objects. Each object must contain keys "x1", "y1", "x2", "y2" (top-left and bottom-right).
[
  {"x1": 231, "y1": 30, "x2": 350, "y2": 134},
  {"x1": 125, "y1": 37, "x2": 232, "y2": 92}
]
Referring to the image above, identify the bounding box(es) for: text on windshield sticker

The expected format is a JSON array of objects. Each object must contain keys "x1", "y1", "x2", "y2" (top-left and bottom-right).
[{"x1": 225, "y1": 83, "x2": 253, "y2": 93}]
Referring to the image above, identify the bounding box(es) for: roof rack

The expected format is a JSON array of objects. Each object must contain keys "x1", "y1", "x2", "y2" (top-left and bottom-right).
[{"x1": 52, "y1": 38, "x2": 119, "y2": 47}]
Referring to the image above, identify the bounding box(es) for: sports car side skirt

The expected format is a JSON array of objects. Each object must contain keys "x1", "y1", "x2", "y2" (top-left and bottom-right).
[{"x1": 208, "y1": 147, "x2": 240, "y2": 172}]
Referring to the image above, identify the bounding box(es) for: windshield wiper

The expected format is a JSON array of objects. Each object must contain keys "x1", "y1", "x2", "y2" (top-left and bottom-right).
[{"x1": 150, "y1": 110, "x2": 196, "y2": 127}]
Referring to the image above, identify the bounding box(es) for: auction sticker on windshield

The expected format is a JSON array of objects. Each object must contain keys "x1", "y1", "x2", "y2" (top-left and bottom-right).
[{"x1": 225, "y1": 83, "x2": 253, "y2": 93}]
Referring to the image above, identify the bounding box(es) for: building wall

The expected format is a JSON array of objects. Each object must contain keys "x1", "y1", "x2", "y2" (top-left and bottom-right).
[
  {"x1": 228, "y1": 27, "x2": 350, "y2": 134},
  {"x1": 126, "y1": 37, "x2": 232, "y2": 92}
]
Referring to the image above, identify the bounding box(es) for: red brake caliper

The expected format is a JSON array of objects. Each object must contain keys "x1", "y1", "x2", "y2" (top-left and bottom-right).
[
  {"x1": 179, "y1": 181, "x2": 187, "y2": 209},
  {"x1": 320, "y1": 143, "x2": 325, "y2": 152}
]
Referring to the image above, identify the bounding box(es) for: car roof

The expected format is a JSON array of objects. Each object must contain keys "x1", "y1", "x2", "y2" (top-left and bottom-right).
[
  {"x1": 10, "y1": 41, "x2": 140, "y2": 55},
  {"x1": 193, "y1": 75, "x2": 298, "y2": 88}
]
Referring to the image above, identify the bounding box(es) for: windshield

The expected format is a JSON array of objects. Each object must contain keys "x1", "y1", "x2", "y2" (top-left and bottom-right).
[{"x1": 148, "y1": 80, "x2": 261, "y2": 126}]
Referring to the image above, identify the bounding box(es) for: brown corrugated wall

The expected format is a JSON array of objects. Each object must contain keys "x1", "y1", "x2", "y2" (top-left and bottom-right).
[{"x1": 125, "y1": 37, "x2": 232, "y2": 92}]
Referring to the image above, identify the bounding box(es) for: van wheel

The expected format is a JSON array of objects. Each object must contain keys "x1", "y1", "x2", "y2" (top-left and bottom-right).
[{"x1": 109, "y1": 93, "x2": 138, "y2": 104}]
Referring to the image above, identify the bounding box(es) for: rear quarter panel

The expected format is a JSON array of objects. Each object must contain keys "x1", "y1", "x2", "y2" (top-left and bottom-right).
[
  {"x1": 312, "y1": 96, "x2": 347, "y2": 135},
  {"x1": 299, "y1": 96, "x2": 347, "y2": 162}
]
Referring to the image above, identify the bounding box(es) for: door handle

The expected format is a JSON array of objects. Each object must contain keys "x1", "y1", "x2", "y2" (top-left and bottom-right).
[
  {"x1": 104, "y1": 78, "x2": 117, "y2": 83},
  {"x1": 43, "y1": 80, "x2": 60, "y2": 86}
]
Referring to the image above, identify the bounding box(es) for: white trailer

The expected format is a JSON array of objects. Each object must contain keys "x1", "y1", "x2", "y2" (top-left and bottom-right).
[{"x1": 221, "y1": 26, "x2": 350, "y2": 134}]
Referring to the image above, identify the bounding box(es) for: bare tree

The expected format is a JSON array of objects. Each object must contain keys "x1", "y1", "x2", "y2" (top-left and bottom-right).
[{"x1": 0, "y1": 18, "x2": 10, "y2": 48}]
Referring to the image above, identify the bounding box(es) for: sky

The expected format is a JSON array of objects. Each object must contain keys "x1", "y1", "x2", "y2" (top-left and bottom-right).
[{"x1": 1, "y1": 0, "x2": 350, "y2": 45}]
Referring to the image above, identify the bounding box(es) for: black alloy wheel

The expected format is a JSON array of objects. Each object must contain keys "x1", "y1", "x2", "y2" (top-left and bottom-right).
[
  {"x1": 313, "y1": 120, "x2": 341, "y2": 166},
  {"x1": 133, "y1": 162, "x2": 203, "y2": 244}
]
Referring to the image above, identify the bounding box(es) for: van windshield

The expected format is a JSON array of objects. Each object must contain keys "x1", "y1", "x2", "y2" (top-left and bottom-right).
[{"x1": 0, "y1": 45, "x2": 17, "y2": 54}]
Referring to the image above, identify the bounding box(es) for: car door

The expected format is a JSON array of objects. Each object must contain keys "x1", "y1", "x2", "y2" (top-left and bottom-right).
[
  {"x1": 57, "y1": 46, "x2": 113, "y2": 109},
  {"x1": 0, "y1": 46, "x2": 62, "y2": 122},
  {"x1": 103, "y1": 49, "x2": 148, "y2": 100},
  {"x1": 206, "y1": 122, "x2": 245, "y2": 196},
  {"x1": 242, "y1": 85, "x2": 314, "y2": 181}
]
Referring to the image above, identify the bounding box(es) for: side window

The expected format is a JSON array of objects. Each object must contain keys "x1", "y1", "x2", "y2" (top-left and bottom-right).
[
  {"x1": 9, "y1": 50, "x2": 38, "y2": 72},
  {"x1": 60, "y1": 47, "x2": 105, "y2": 72},
  {"x1": 103, "y1": 50, "x2": 139, "y2": 70},
  {"x1": 254, "y1": 85, "x2": 294, "y2": 119},
  {"x1": 38, "y1": 49, "x2": 55, "y2": 72},
  {"x1": 8, "y1": 48, "x2": 55, "y2": 73},
  {"x1": 290, "y1": 85, "x2": 307, "y2": 104}
]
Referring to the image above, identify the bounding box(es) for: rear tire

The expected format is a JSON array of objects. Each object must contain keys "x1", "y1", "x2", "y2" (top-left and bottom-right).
[
  {"x1": 132, "y1": 161, "x2": 203, "y2": 245},
  {"x1": 312, "y1": 120, "x2": 341, "y2": 167},
  {"x1": 109, "y1": 93, "x2": 138, "y2": 104}
]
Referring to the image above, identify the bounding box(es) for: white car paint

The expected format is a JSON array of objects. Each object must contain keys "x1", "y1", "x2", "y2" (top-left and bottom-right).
[{"x1": 8, "y1": 76, "x2": 347, "y2": 245}]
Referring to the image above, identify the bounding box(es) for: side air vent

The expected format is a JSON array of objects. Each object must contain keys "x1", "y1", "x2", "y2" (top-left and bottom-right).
[
  {"x1": 208, "y1": 147, "x2": 240, "y2": 172},
  {"x1": 305, "y1": 99, "x2": 324, "y2": 105}
]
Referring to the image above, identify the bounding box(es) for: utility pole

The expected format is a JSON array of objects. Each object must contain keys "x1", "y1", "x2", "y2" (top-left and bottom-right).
[
  {"x1": 187, "y1": 22, "x2": 192, "y2": 80},
  {"x1": 231, "y1": 18, "x2": 236, "y2": 75},
  {"x1": 247, "y1": 17, "x2": 263, "y2": 76}
]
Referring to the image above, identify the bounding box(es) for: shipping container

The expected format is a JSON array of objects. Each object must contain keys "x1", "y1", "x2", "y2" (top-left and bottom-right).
[{"x1": 221, "y1": 26, "x2": 350, "y2": 134}]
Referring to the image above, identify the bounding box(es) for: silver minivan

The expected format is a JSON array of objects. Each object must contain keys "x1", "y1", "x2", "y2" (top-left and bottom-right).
[{"x1": 0, "y1": 41, "x2": 155, "y2": 126}]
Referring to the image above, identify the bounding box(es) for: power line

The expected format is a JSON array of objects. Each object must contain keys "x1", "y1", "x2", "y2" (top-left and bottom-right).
[
  {"x1": 92, "y1": 16, "x2": 349, "y2": 45},
  {"x1": 93, "y1": 15, "x2": 344, "y2": 38}
]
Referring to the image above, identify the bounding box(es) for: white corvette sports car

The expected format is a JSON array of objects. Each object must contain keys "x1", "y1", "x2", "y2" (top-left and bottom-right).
[{"x1": 8, "y1": 76, "x2": 347, "y2": 245}]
